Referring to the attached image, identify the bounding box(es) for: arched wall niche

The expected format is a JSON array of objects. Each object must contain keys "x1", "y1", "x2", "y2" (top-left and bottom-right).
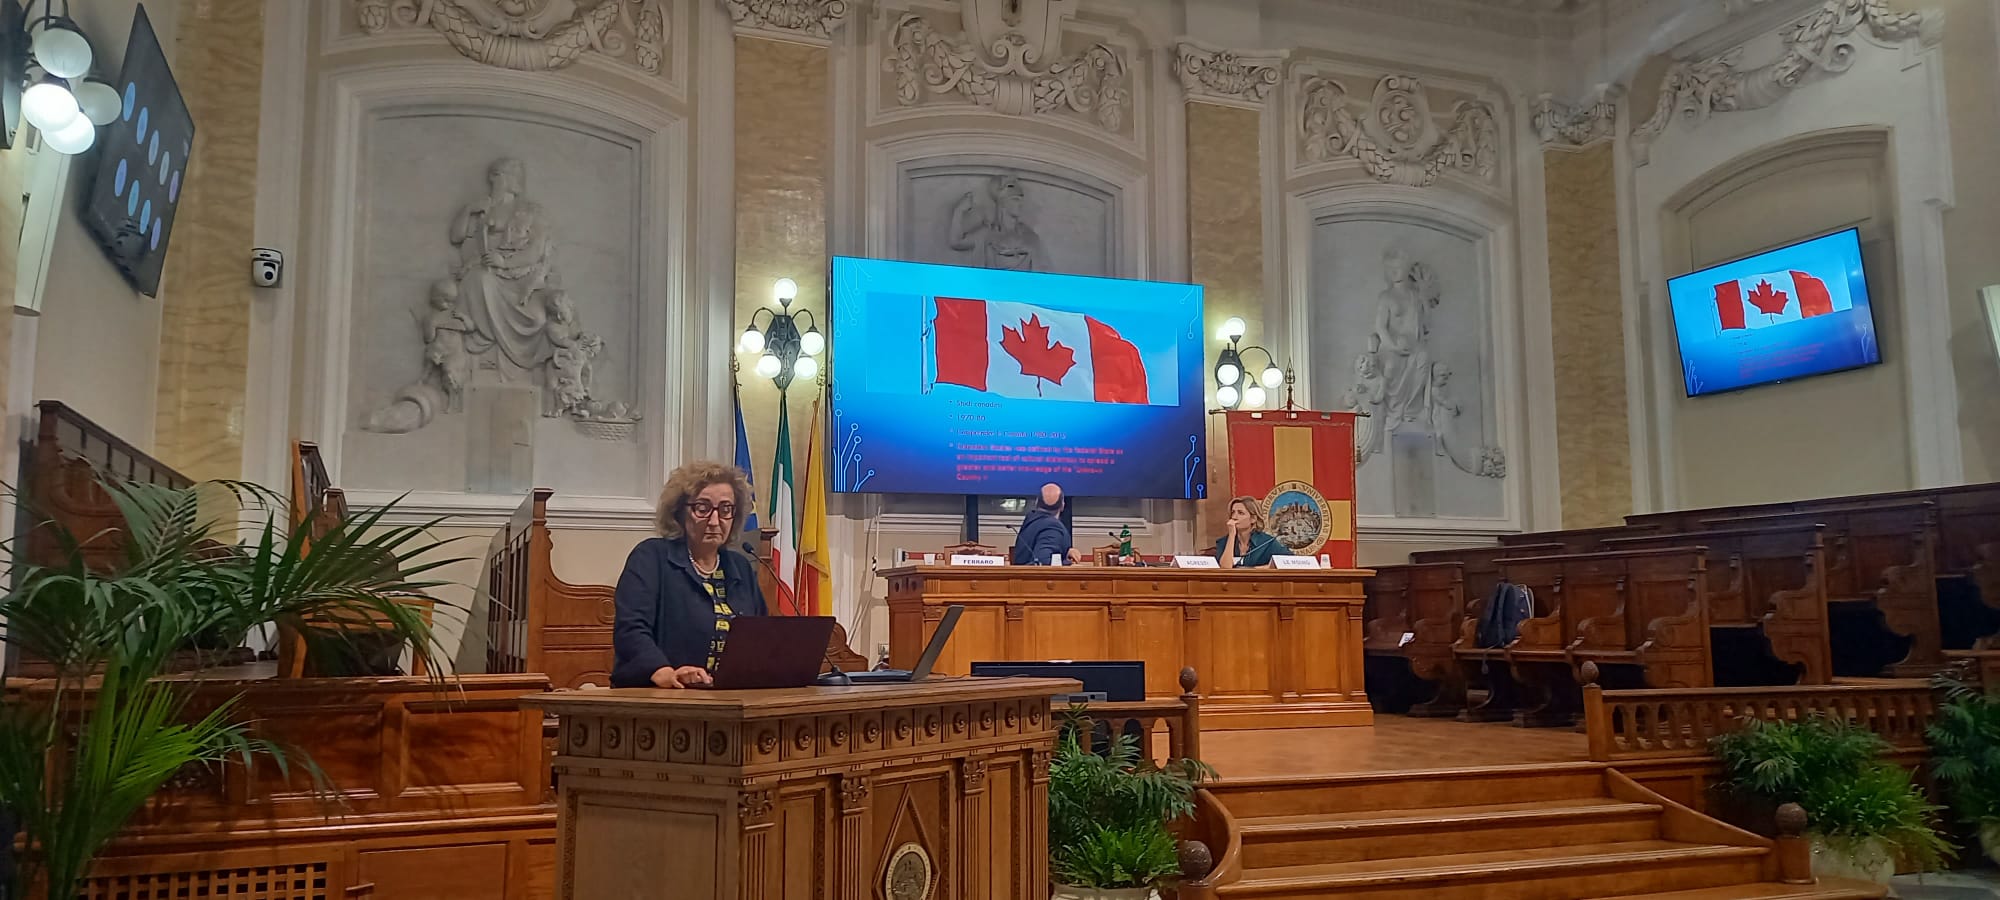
[
  {"x1": 1289, "y1": 184, "x2": 1527, "y2": 536},
  {"x1": 294, "y1": 63, "x2": 694, "y2": 522},
  {"x1": 1655, "y1": 128, "x2": 1908, "y2": 508}
]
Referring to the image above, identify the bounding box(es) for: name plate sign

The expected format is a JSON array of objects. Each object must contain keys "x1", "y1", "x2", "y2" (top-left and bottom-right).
[
  {"x1": 1173, "y1": 555, "x2": 1221, "y2": 569},
  {"x1": 950, "y1": 555, "x2": 1007, "y2": 567},
  {"x1": 1272, "y1": 555, "x2": 1324, "y2": 570}
]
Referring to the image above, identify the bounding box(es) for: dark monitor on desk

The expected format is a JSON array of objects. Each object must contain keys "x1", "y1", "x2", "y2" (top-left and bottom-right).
[{"x1": 968, "y1": 660, "x2": 1145, "y2": 702}]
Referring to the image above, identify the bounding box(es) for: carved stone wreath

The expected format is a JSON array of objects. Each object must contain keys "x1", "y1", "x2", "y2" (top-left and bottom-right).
[
  {"x1": 726, "y1": 0, "x2": 848, "y2": 40},
  {"x1": 884, "y1": 14, "x2": 1130, "y2": 133},
  {"x1": 354, "y1": 0, "x2": 670, "y2": 75},
  {"x1": 1174, "y1": 41, "x2": 1285, "y2": 106},
  {"x1": 1300, "y1": 74, "x2": 1499, "y2": 187},
  {"x1": 1630, "y1": 0, "x2": 1929, "y2": 164}
]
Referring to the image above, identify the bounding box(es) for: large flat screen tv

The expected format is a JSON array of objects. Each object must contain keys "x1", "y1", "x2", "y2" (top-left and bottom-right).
[
  {"x1": 81, "y1": 5, "x2": 193, "y2": 298},
  {"x1": 828, "y1": 257, "x2": 1207, "y2": 500},
  {"x1": 1666, "y1": 228, "x2": 1880, "y2": 397}
]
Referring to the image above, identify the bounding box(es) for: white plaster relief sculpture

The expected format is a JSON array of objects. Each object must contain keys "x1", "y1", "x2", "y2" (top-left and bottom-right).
[
  {"x1": 1300, "y1": 75, "x2": 1499, "y2": 187},
  {"x1": 1173, "y1": 41, "x2": 1286, "y2": 106},
  {"x1": 1337, "y1": 250, "x2": 1505, "y2": 478},
  {"x1": 725, "y1": 0, "x2": 848, "y2": 39},
  {"x1": 949, "y1": 173, "x2": 1043, "y2": 271},
  {"x1": 885, "y1": 0, "x2": 1130, "y2": 133},
  {"x1": 1532, "y1": 88, "x2": 1622, "y2": 149},
  {"x1": 1630, "y1": 0, "x2": 1931, "y2": 164},
  {"x1": 353, "y1": 0, "x2": 670, "y2": 74},
  {"x1": 364, "y1": 157, "x2": 638, "y2": 439}
]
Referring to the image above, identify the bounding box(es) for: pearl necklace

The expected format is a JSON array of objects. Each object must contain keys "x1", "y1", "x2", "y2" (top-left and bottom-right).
[{"x1": 692, "y1": 555, "x2": 720, "y2": 578}]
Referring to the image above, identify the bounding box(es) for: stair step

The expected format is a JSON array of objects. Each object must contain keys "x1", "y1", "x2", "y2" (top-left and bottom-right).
[
  {"x1": 1583, "y1": 878, "x2": 1887, "y2": 900},
  {"x1": 1220, "y1": 840, "x2": 1769, "y2": 900},
  {"x1": 1237, "y1": 799, "x2": 1665, "y2": 867},
  {"x1": 1211, "y1": 762, "x2": 1611, "y2": 819},
  {"x1": 1242, "y1": 798, "x2": 1663, "y2": 832}
]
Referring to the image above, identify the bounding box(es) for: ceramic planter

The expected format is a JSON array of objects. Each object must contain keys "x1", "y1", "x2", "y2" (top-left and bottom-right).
[
  {"x1": 1809, "y1": 836, "x2": 1895, "y2": 886},
  {"x1": 1051, "y1": 884, "x2": 1159, "y2": 900}
]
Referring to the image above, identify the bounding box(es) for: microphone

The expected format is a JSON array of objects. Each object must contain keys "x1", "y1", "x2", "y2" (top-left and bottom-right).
[{"x1": 740, "y1": 540, "x2": 846, "y2": 680}]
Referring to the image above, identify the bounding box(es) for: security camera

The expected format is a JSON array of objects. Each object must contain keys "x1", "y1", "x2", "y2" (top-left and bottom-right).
[{"x1": 251, "y1": 248, "x2": 284, "y2": 288}]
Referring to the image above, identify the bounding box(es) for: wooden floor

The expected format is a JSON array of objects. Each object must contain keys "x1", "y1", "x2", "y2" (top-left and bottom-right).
[{"x1": 1191, "y1": 717, "x2": 1590, "y2": 781}]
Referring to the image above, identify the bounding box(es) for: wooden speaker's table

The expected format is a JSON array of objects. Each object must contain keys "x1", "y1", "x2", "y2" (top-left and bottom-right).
[
  {"x1": 529, "y1": 676, "x2": 1077, "y2": 900},
  {"x1": 881, "y1": 565, "x2": 1373, "y2": 730}
]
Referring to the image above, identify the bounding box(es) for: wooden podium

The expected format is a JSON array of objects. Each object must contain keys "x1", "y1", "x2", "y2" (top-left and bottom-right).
[
  {"x1": 529, "y1": 676, "x2": 1077, "y2": 900},
  {"x1": 881, "y1": 565, "x2": 1374, "y2": 731}
]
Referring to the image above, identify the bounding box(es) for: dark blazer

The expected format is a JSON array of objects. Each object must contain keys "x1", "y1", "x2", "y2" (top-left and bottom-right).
[
  {"x1": 1214, "y1": 530, "x2": 1282, "y2": 568},
  {"x1": 611, "y1": 536, "x2": 768, "y2": 688},
  {"x1": 1011, "y1": 508, "x2": 1072, "y2": 566}
]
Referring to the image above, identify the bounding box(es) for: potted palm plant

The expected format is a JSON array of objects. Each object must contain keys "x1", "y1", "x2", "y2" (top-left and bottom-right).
[
  {"x1": 1711, "y1": 715, "x2": 1951, "y2": 884},
  {"x1": 1047, "y1": 713, "x2": 1213, "y2": 900},
  {"x1": 1928, "y1": 675, "x2": 2000, "y2": 864},
  {"x1": 0, "y1": 476, "x2": 462, "y2": 899}
]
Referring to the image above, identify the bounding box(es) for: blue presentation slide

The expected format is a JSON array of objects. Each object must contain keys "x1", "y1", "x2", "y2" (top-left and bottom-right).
[
  {"x1": 1666, "y1": 228, "x2": 1880, "y2": 397},
  {"x1": 827, "y1": 257, "x2": 1207, "y2": 499}
]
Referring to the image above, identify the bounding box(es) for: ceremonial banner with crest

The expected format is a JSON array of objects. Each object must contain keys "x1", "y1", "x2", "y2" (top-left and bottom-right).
[{"x1": 1224, "y1": 410, "x2": 1359, "y2": 568}]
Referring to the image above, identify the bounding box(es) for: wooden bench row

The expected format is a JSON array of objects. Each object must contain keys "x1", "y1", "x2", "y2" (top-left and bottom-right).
[{"x1": 1364, "y1": 487, "x2": 2000, "y2": 724}]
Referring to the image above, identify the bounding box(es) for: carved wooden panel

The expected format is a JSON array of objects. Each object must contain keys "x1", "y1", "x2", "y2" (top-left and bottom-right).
[{"x1": 885, "y1": 567, "x2": 1373, "y2": 729}]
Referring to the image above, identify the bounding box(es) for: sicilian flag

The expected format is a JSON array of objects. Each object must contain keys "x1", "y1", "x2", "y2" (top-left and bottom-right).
[
  {"x1": 928, "y1": 297, "x2": 1151, "y2": 404},
  {"x1": 1712, "y1": 271, "x2": 1849, "y2": 331},
  {"x1": 767, "y1": 403, "x2": 800, "y2": 616},
  {"x1": 794, "y1": 387, "x2": 833, "y2": 617}
]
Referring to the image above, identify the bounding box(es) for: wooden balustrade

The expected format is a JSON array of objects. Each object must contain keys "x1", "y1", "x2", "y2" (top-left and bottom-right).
[
  {"x1": 1069, "y1": 666, "x2": 1204, "y2": 766},
  {"x1": 1580, "y1": 663, "x2": 1936, "y2": 762}
]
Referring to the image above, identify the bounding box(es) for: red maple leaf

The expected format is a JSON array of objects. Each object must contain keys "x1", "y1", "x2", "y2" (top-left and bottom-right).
[
  {"x1": 999, "y1": 314, "x2": 1076, "y2": 392},
  {"x1": 1746, "y1": 279, "x2": 1790, "y2": 316}
]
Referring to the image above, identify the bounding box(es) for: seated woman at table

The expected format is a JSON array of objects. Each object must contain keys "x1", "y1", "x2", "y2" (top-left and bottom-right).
[
  {"x1": 1214, "y1": 495, "x2": 1282, "y2": 569},
  {"x1": 611, "y1": 460, "x2": 769, "y2": 688}
]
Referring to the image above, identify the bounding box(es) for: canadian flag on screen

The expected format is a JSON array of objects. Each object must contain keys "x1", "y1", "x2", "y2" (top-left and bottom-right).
[
  {"x1": 930, "y1": 297, "x2": 1150, "y2": 404},
  {"x1": 1712, "y1": 270, "x2": 1851, "y2": 331}
]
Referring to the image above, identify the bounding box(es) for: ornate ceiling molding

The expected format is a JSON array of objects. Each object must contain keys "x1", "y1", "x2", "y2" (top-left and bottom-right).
[
  {"x1": 884, "y1": 0, "x2": 1131, "y2": 134},
  {"x1": 724, "y1": 0, "x2": 849, "y2": 44},
  {"x1": 1630, "y1": 0, "x2": 1932, "y2": 164},
  {"x1": 1173, "y1": 40, "x2": 1288, "y2": 109},
  {"x1": 353, "y1": 0, "x2": 670, "y2": 74},
  {"x1": 1533, "y1": 88, "x2": 1622, "y2": 149},
  {"x1": 1299, "y1": 74, "x2": 1500, "y2": 187}
]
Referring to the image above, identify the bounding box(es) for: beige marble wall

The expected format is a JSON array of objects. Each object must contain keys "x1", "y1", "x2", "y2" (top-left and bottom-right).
[
  {"x1": 1543, "y1": 142, "x2": 1631, "y2": 527},
  {"x1": 154, "y1": 0, "x2": 264, "y2": 482},
  {"x1": 0, "y1": 143, "x2": 27, "y2": 406},
  {"x1": 734, "y1": 37, "x2": 829, "y2": 497},
  {"x1": 1186, "y1": 102, "x2": 1265, "y2": 535}
]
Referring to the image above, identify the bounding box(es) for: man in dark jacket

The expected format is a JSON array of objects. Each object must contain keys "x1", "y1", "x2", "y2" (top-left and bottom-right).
[{"x1": 1011, "y1": 483, "x2": 1076, "y2": 565}]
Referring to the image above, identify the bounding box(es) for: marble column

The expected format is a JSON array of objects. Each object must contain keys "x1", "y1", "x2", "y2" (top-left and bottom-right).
[
  {"x1": 728, "y1": 1, "x2": 842, "y2": 498},
  {"x1": 1536, "y1": 95, "x2": 1631, "y2": 527},
  {"x1": 154, "y1": 0, "x2": 266, "y2": 482},
  {"x1": 1176, "y1": 42, "x2": 1285, "y2": 536}
]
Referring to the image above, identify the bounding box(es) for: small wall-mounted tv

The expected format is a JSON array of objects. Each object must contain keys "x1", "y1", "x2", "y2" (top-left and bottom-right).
[
  {"x1": 81, "y1": 5, "x2": 193, "y2": 298},
  {"x1": 1666, "y1": 228, "x2": 1881, "y2": 398},
  {"x1": 828, "y1": 256, "x2": 1208, "y2": 499}
]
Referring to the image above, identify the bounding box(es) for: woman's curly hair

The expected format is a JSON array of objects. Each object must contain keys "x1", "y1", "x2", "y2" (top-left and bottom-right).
[{"x1": 655, "y1": 460, "x2": 754, "y2": 539}]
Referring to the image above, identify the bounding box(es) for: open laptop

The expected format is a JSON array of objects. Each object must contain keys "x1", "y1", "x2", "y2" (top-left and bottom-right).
[
  {"x1": 845, "y1": 605, "x2": 963, "y2": 684},
  {"x1": 698, "y1": 615, "x2": 838, "y2": 690}
]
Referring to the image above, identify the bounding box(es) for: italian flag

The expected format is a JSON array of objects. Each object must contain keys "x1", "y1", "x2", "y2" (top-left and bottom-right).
[
  {"x1": 797, "y1": 388, "x2": 833, "y2": 616},
  {"x1": 768, "y1": 403, "x2": 800, "y2": 616}
]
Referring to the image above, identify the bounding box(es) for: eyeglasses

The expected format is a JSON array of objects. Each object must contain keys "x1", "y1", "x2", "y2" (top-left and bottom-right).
[{"x1": 688, "y1": 500, "x2": 736, "y2": 520}]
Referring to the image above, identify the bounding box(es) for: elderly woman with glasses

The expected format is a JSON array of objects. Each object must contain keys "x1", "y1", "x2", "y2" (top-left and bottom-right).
[{"x1": 611, "y1": 460, "x2": 768, "y2": 688}]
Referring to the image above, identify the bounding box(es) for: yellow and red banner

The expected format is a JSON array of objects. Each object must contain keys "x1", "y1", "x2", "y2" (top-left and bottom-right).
[{"x1": 1225, "y1": 410, "x2": 1359, "y2": 569}]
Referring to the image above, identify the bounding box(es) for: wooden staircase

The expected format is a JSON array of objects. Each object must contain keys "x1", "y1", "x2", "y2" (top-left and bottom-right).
[{"x1": 1197, "y1": 762, "x2": 1884, "y2": 900}]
